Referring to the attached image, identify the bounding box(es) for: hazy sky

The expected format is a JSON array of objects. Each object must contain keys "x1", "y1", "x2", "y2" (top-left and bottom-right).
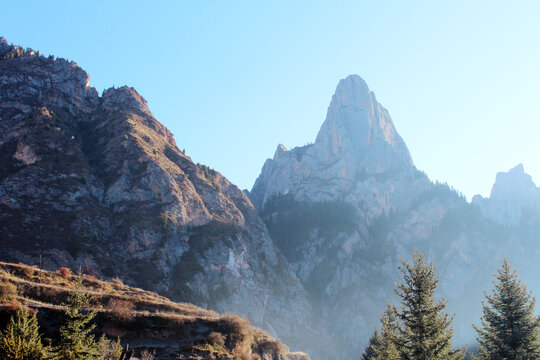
[{"x1": 4, "y1": 1, "x2": 540, "y2": 199}]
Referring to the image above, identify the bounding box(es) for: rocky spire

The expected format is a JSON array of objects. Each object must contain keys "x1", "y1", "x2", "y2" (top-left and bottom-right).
[
  {"x1": 314, "y1": 75, "x2": 413, "y2": 173},
  {"x1": 250, "y1": 75, "x2": 418, "y2": 210}
]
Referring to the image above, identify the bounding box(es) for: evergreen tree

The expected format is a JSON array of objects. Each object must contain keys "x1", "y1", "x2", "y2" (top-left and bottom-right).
[
  {"x1": 372, "y1": 303, "x2": 400, "y2": 360},
  {"x1": 0, "y1": 306, "x2": 50, "y2": 360},
  {"x1": 52, "y1": 276, "x2": 101, "y2": 360},
  {"x1": 473, "y1": 259, "x2": 540, "y2": 360},
  {"x1": 394, "y1": 251, "x2": 464, "y2": 360},
  {"x1": 361, "y1": 330, "x2": 381, "y2": 360}
]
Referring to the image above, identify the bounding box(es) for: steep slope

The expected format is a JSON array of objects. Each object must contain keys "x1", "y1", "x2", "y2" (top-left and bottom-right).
[
  {"x1": 0, "y1": 37, "x2": 317, "y2": 356},
  {"x1": 251, "y1": 75, "x2": 540, "y2": 358},
  {"x1": 0, "y1": 261, "x2": 311, "y2": 360}
]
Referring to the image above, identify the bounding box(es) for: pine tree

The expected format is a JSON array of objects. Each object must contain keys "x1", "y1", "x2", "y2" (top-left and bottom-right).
[
  {"x1": 394, "y1": 251, "x2": 464, "y2": 360},
  {"x1": 372, "y1": 303, "x2": 400, "y2": 360},
  {"x1": 52, "y1": 276, "x2": 101, "y2": 360},
  {"x1": 0, "y1": 306, "x2": 50, "y2": 360},
  {"x1": 473, "y1": 259, "x2": 540, "y2": 360},
  {"x1": 361, "y1": 330, "x2": 381, "y2": 360}
]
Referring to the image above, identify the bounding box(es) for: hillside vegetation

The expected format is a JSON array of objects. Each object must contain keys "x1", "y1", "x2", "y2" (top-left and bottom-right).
[{"x1": 0, "y1": 261, "x2": 309, "y2": 360}]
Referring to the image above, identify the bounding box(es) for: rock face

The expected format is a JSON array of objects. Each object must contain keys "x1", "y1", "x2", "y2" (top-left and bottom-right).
[
  {"x1": 251, "y1": 75, "x2": 418, "y2": 212},
  {"x1": 0, "y1": 37, "x2": 318, "y2": 357},
  {"x1": 472, "y1": 164, "x2": 540, "y2": 225},
  {"x1": 251, "y1": 75, "x2": 540, "y2": 359}
]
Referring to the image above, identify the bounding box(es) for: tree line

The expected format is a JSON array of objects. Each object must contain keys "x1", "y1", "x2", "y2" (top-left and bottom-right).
[{"x1": 362, "y1": 251, "x2": 539, "y2": 360}]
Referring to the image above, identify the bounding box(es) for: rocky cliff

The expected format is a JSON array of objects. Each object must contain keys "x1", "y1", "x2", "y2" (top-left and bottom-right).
[
  {"x1": 0, "y1": 37, "x2": 321, "y2": 357},
  {"x1": 251, "y1": 75, "x2": 422, "y2": 215}
]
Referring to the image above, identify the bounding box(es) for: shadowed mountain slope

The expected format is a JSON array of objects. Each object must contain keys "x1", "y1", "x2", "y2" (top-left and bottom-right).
[{"x1": 0, "y1": 37, "x2": 321, "y2": 358}]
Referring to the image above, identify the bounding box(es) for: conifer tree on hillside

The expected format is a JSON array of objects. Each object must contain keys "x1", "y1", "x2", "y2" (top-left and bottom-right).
[
  {"x1": 473, "y1": 259, "x2": 540, "y2": 360},
  {"x1": 0, "y1": 306, "x2": 50, "y2": 360},
  {"x1": 394, "y1": 251, "x2": 464, "y2": 360},
  {"x1": 52, "y1": 276, "x2": 102, "y2": 360},
  {"x1": 361, "y1": 330, "x2": 381, "y2": 360}
]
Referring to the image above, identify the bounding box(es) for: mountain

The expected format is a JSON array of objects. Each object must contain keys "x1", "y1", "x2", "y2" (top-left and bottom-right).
[
  {"x1": 0, "y1": 261, "x2": 310, "y2": 360},
  {"x1": 472, "y1": 164, "x2": 540, "y2": 226},
  {"x1": 251, "y1": 75, "x2": 540, "y2": 358},
  {"x1": 0, "y1": 37, "x2": 322, "y2": 357},
  {"x1": 3, "y1": 36, "x2": 540, "y2": 360},
  {"x1": 251, "y1": 75, "x2": 421, "y2": 214}
]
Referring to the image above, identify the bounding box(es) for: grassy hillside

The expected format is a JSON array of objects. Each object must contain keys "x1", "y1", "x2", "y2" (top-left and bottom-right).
[{"x1": 0, "y1": 261, "x2": 310, "y2": 360}]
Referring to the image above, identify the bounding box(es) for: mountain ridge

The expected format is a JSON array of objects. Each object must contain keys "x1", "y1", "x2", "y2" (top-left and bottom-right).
[
  {"x1": 250, "y1": 73, "x2": 540, "y2": 359},
  {"x1": 0, "y1": 36, "x2": 325, "y2": 358}
]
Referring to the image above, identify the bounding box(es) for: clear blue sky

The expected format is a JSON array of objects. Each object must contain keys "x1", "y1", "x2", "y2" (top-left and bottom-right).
[{"x1": 4, "y1": 1, "x2": 540, "y2": 199}]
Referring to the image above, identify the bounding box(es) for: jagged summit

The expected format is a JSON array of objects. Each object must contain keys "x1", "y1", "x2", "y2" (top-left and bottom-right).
[
  {"x1": 472, "y1": 164, "x2": 540, "y2": 225},
  {"x1": 325, "y1": 74, "x2": 371, "y2": 108},
  {"x1": 315, "y1": 74, "x2": 412, "y2": 170},
  {"x1": 101, "y1": 86, "x2": 152, "y2": 115},
  {"x1": 250, "y1": 74, "x2": 417, "y2": 209},
  {"x1": 490, "y1": 163, "x2": 535, "y2": 198},
  {"x1": 0, "y1": 37, "x2": 154, "y2": 118}
]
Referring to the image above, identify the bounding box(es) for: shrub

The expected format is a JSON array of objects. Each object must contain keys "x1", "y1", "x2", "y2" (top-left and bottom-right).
[
  {"x1": 208, "y1": 332, "x2": 226, "y2": 348},
  {"x1": 19, "y1": 264, "x2": 36, "y2": 278},
  {"x1": 232, "y1": 344, "x2": 254, "y2": 360},
  {"x1": 7, "y1": 299, "x2": 20, "y2": 312},
  {"x1": 0, "y1": 282, "x2": 17, "y2": 302},
  {"x1": 106, "y1": 299, "x2": 135, "y2": 321},
  {"x1": 56, "y1": 267, "x2": 72, "y2": 278},
  {"x1": 98, "y1": 334, "x2": 123, "y2": 360},
  {"x1": 140, "y1": 350, "x2": 155, "y2": 360},
  {"x1": 112, "y1": 277, "x2": 124, "y2": 287}
]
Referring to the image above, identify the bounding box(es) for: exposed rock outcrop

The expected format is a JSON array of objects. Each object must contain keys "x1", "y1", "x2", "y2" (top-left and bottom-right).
[
  {"x1": 251, "y1": 75, "x2": 419, "y2": 213},
  {"x1": 472, "y1": 164, "x2": 540, "y2": 225}
]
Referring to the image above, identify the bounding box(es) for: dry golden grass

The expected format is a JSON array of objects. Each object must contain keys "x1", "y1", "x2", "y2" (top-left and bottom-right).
[{"x1": 0, "y1": 261, "x2": 292, "y2": 360}]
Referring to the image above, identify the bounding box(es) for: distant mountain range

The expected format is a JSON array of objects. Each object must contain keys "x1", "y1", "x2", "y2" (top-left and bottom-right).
[{"x1": 2, "y1": 37, "x2": 540, "y2": 360}]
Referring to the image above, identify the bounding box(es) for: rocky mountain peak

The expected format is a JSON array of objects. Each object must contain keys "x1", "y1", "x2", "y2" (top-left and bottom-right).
[
  {"x1": 314, "y1": 74, "x2": 412, "y2": 171},
  {"x1": 0, "y1": 37, "x2": 11, "y2": 56},
  {"x1": 250, "y1": 75, "x2": 418, "y2": 209},
  {"x1": 0, "y1": 39, "x2": 98, "y2": 115},
  {"x1": 472, "y1": 164, "x2": 540, "y2": 225},
  {"x1": 490, "y1": 164, "x2": 536, "y2": 199},
  {"x1": 273, "y1": 143, "x2": 288, "y2": 160},
  {"x1": 326, "y1": 74, "x2": 371, "y2": 108},
  {"x1": 101, "y1": 86, "x2": 151, "y2": 115}
]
